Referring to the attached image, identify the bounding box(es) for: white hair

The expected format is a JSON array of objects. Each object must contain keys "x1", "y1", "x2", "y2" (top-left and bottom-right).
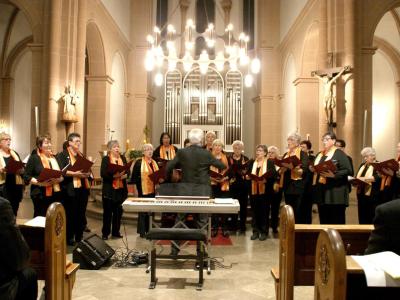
[
  {"x1": 107, "y1": 140, "x2": 119, "y2": 150},
  {"x1": 142, "y1": 143, "x2": 154, "y2": 151},
  {"x1": 232, "y1": 140, "x2": 244, "y2": 148},
  {"x1": 287, "y1": 132, "x2": 302, "y2": 144},
  {"x1": 188, "y1": 128, "x2": 204, "y2": 145},
  {"x1": 212, "y1": 139, "x2": 224, "y2": 148},
  {"x1": 268, "y1": 145, "x2": 280, "y2": 155},
  {"x1": 205, "y1": 131, "x2": 216, "y2": 138},
  {"x1": 361, "y1": 147, "x2": 375, "y2": 158}
]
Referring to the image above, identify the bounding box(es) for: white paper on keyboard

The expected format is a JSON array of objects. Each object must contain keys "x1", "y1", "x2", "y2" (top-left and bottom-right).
[
  {"x1": 214, "y1": 198, "x2": 234, "y2": 204},
  {"x1": 24, "y1": 216, "x2": 46, "y2": 227},
  {"x1": 352, "y1": 252, "x2": 400, "y2": 287}
]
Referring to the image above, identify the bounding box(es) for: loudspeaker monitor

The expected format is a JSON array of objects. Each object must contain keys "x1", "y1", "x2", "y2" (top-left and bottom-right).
[{"x1": 73, "y1": 233, "x2": 115, "y2": 270}]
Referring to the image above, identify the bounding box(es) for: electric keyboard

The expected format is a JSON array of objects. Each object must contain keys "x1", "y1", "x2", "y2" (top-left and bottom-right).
[{"x1": 122, "y1": 196, "x2": 240, "y2": 214}]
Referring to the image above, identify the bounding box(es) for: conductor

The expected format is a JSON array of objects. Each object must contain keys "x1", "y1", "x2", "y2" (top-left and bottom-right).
[{"x1": 165, "y1": 128, "x2": 226, "y2": 197}]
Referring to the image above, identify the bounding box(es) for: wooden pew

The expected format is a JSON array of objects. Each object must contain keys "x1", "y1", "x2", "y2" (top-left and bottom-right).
[
  {"x1": 271, "y1": 205, "x2": 373, "y2": 300},
  {"x1": 314, "y1": 228, "x2": 347, "y2": 300},
  {"x1": 19, "y1": 202, "x2": 79, "y2": 300},
  {"x1": 315, "y1": 230, "x2": 400, "y2": 300}
]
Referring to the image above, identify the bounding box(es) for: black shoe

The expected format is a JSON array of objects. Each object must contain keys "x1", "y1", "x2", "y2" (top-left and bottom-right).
[
  {"x1": 102, "y1": 235, "x2": 108, "y2": 240},
  {"x1": 272, "y1": 228, "x2": 278, "y2": 234},
  {"x1": 250, "y1": 232, "x2": 259, "y2": 240},
  {"x1": 84, "y1": 226, "x2": 91, "y2": 233},
  {"x1": 259, "y1": 233, "x2": 267, "y2": 241},
  {"x1": 112, "y1": 233, "x2": 123, "y2": 238},
  {"x1": 222, "y1": 230, "x2": 230, "y2": 237}
]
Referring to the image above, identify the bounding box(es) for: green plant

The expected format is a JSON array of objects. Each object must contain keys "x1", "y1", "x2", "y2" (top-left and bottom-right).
[{"x1": 126, "y1": 149, "x2": 143, "y2": 160}]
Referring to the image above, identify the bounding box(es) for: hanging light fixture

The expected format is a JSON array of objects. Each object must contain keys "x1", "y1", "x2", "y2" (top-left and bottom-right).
[{"x1": 145, "y1": 20, "x2": 259, "y2": 87}]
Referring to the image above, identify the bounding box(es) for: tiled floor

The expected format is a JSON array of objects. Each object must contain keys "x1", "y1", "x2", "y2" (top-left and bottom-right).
[{"x1": 17, "y1": 193, "x2": 359, "y2": 300}]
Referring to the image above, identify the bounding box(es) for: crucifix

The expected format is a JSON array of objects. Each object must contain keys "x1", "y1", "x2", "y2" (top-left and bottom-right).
[{"x1": 311, "y1": 65, "x2": 351, "y2": 130}]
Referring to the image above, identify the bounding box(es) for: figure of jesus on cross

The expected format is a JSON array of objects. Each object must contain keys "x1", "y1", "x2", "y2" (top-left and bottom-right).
[{"x1": 311, "y1": 65, "x2": 351, "y2": 128}]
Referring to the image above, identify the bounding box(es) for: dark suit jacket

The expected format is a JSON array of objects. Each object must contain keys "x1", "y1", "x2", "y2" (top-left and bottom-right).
[
  {"x1": 365, "y1": 199, "x2": 400, "y2": 255},
  {"x1": 0, "y1": 197, "x2": 30, "y2": 286},
  {"x1": 166, "y1": 145, "x2": 226, "y2": 185},
  {"x1": 313, "y1": 149, "x2": 353, "y2": 206},
  {"x1": 100, "y1": 155, "x2": 129, "y2": 200}
]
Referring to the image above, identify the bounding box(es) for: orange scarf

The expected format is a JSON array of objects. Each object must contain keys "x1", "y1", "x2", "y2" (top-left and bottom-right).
[
  {"x1": 110, "y1": 154, "x2": 124, "y2": 189},
  {"x1": 67, "y1": 147, "x2": 90, "y2": 189},
  {"x1": 279, "y1": 146, "x2": 302, "y2": 188},
  {"x1": 140, "y1": 158, "x2": 159, "y2": 195},
  {"x1": 312, "y1": 146, "x2": 337, "y2": 185},
  {"x1": 0, "y1": 149, "x2": 24, "y2": 185},
  {"x1": 38, "y1": 150, "x2": 61, "y2": 196},
  {"x1": 210, "y1": 152, "x2": 229, "y2": 191},
  {"x1": 160, "y1": 145, "x2": 176, "y2": 160},
  {"x1": 251, "y1": 158, "x2": 267, "y2": 195}
]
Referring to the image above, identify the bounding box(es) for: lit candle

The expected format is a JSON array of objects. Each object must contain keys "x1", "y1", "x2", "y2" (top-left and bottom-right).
[
  {"x1": 34, "y1": 106, "x2": 39, "y2": 136},
  {"x1": 306, "y1": 134, "x2": 310, "y2": 141},
  {"x1": 126, "y1": 139, "x2": 130, "y2": 151}
]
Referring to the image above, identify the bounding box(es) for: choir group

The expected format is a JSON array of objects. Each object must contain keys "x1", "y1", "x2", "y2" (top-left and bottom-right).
[{"x1": 1, "y1": 130, "x2": 399, "y2": 244}]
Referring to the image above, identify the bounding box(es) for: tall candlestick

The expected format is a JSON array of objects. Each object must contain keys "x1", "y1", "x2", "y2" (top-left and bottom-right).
[
  {"x1": 306, "y1": 133, "x2": 310, "y2": 141},
  {"x1": 34, "y1": 106, "x2": 39, "y2": 136}
]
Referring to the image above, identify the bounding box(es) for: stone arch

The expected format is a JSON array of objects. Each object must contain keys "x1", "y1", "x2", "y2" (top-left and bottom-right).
[
  {"x1": 300, "y1": 21, "x2": 319, "y2": 77},
  {"x1": 9, "y1": 0, "x2": 42, "y2": 43},
  {"x1": 86, "y1": 21, "x2": 107, "y2": 76},
  {"x1": 363, "y1": 0, "x2": 400, "y2": 47},
  {"x1": 85, "y1": 20, "x2": 110, "y2": 162}
]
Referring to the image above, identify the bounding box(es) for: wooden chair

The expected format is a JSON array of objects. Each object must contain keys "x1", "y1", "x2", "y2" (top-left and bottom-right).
[
  {"x1": 314, "y1": 228, "x2": 347, "y2": 300},
  {"x1": 19, "y1": 202, "x2": 79, "y2": 300},
  {"x1": 271, "y1": 205, "x2": 373, "y2": 300}
]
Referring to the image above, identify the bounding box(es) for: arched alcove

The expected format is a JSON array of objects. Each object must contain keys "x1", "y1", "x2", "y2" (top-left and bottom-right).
[
  {"x1": 281, "y1": 54, "x2": 297, "y2": 150},
  {"x1": 109, "y1": 52, "x2": 126, "y2": 148}
]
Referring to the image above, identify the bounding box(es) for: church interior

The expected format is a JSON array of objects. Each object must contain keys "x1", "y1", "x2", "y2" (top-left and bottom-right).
[{"x1": 1, "y1": 0, "x2": 400, "y2": 299}]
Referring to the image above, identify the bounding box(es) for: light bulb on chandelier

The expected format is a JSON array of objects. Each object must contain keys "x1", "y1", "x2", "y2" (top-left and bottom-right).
[{"x1": 144, "y1": 20, "x2": 260, "y2": 87}]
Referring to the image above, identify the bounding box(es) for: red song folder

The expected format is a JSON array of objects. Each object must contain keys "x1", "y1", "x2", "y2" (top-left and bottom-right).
[
  {"x1": 274, "y1": 156, "x2": 302, "y2": 168},
  {"x1": 5, "y1": 157, "x2": 25, "y2": 174},
  {"x1": 37, "y1": 168, "x2": 63, "y2": 182},
  {"x1": 67, "y1": 155, "x2": 93, "y2": 173},
  {"x1": 313, "y1": 160, "x2": 337, "y2": 174},
  {"x1": 107, "y1": 160, "x2": 133, "y2": 174}
]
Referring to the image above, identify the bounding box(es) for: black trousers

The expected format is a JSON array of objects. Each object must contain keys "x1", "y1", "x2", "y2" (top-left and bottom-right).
[
  {"x1": 31, "y1": 192, "x2": 61, "y2": 217},
  {"x1": 0, "y1": 183, "x2": 23, "y2": 216},
  {"x1": 15, "y1": 267, "x2": 38, "y2": 300},
  {"x1": 270, "y1": 190, "x2": 282, "y2": 230},
  {"x1": 102, "y1": 190, "x2": 124, "y2": 237},
  {"x1": 230, "y1": 183, "x2": 249, "y2": 231},
  {"x1": 250, "y1": 194, "x2": 270, "y2": 234},
  {"x1": 298, "y1": 188, "x2": 313, "y2": 224},
  {"x1": 318, "y1": 204, "x2": 346, "y2": 224},
  {"x1": 63, "y1": 188, "x2": 89, "y2": 242},
  {"x1": 357, "y1": 194, "x2": 377, "y2": 224},
  {"x1": 284, "y1": 193, "x2": 302, "y2": 221},
  {"x1": 211, "y1": 186, "x2": 230, "y2": 231}
]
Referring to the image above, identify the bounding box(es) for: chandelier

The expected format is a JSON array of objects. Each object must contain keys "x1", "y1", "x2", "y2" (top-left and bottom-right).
[{"x1": 144, "y1": 19, "x2": 260, "y2": 87}]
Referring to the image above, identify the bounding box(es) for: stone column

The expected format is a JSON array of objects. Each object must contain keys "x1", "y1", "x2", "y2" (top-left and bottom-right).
[
  {"x1": 74, "y1": 0, "x2": 87, "y2": 141},
  {"x1": 318, "y1": 0, "x2": 328, "y2": 69},
  {"x1": 46, "y1": 0, "x2": 63, "y2": 148},
  {"x1": 127, "y1": 0, "x2": 155, "y2": 148},
  {"x1": 0, "y1": 77, "x2": 13, "y2": 127},
  {"x1": 256, "y1": 0, "x2": 280, "y2": 146},
  {"x1": 85, "y1": 75, "x2": 113, "y2": 176},
  {"x1": 28, "y1": 43, "x2": 44, "y2": 144},
  {"x1": 179, "y1": 0, "x2": 190, "y2": 57},
  {"x1": 220, "y1": 0, "x2": 232, "y2": 27},
  {"x1": 294, "y1": 78, "x2": 320, "y2": 143}
]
